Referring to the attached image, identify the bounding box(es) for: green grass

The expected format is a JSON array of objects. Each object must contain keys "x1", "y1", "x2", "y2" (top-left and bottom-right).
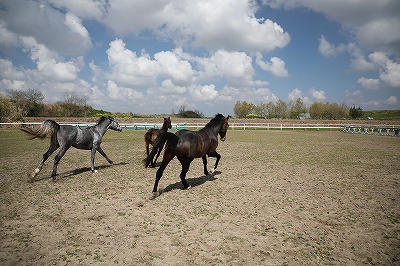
[{"x1": 363, "y1": 110, "x2": 400, "y2": 120}]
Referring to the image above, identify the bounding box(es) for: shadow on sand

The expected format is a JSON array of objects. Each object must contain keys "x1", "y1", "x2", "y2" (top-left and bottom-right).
[
  {"x1": 152, "y1": 171, "x2": 222, "y2": 198},
  {"x1": 29, "y1": 162, "x2": 129, "y2": 182}
]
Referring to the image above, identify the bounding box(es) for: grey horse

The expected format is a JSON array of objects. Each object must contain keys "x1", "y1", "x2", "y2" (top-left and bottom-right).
[{"x1": 21, "y1": 116, "x2": 122, "y2": 182}]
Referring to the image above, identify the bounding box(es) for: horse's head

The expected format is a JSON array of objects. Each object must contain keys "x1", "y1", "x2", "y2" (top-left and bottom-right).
[
  {"x1": 108, "y1": 117, "x2": 122, "y2": 132},
  {"x1": 219, "y1": 115, "x2": 230, "y2": 141},
  {"x1": 165, "y1": 117, "x2": 172, "y2": 129}
]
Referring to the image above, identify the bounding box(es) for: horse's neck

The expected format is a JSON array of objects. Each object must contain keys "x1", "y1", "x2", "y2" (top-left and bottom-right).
[
  {"x1": 202, "y1": 125, "x2": 219, "y2": 136},
  {"x1": 204, "y1": 121, "x2": 223, "y2": 135},
  {"x1": 94, "y1": 122, "x2": 110, "y2": 136},
  {"x1": 161, "y1": 122, "x2": 168, "y2": 132}
]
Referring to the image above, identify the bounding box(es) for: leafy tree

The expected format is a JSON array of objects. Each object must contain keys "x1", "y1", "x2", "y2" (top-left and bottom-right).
[
  {"x1": 310, "y1": 102, "x2": 350, "y2": 119},
  {"x1": 275, "y1": 99, "x2": 288, "y2": 119},
  {"x1": 309, "y1": 102, "x2": 326, "y2": 119},
  {"x1": 265, "y1": 101, "x2": 277, "y2": 118},
  {"x1": 0, "y1": 93, "x2": 19, "y2": 122},
  {"x1": 289, "y1": 98, "x2": 307, "y2": 119},
  {"x1": 7, "y1": 88, "x2": 44, "y2": 117},
  {"x1": 349, "y1": 105, "x2": 363, "y2": 119},
  {"x1": 177, "y1": 104, "x2": 204, "y2": 118},
  {"x1": 233, "y1": 101, "x2": 255, "y2": 118}
]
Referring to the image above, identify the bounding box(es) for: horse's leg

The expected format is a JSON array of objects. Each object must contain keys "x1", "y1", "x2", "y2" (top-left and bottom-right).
[
  {"x1": 207, "y1": 151, "x2": 221, "y2": 174},
  {"x1": 179, "y1": 160, "x2": 192, "y2": 189},
  {"x1": 91, "y1": 146, "x2": 98, "y2": 172},
  {"x1": 97, "y1": 145, "x2": 113, "y2": 164},
  {"x1": 152, "y1": 150, "x2": 174, "y2": 196},
  {"x1": 145, "y1": 142, "x2": 150, "y2": 156},
  {"x1": 51, "y1": 146, "x2": 70, "y2": 180},
  {"x1": 30, "y1": 140, "x2": 59, "y2": 182},
  {"x1": 152, "y1": 139, "x2": 165, "y2": 167},
  {"x1": 202, "y1": 155, "x2": 208, "y2": 175}
]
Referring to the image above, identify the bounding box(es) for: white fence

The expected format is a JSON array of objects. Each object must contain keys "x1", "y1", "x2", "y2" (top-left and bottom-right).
[
  {"x1": 2, "y1": 122, "x2": 399, "y2": 134},
  {"x1": 0, "y1": 121, "x2": 345, "y2": 131}
]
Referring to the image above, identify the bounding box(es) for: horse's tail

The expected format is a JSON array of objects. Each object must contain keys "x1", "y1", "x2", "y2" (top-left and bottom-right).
[
  {"x1": 143, "y1": 132, "x2": 178, "y2": 168},
  {"x1": 20, "y1": 120, "x2": 60, "y2": 140}
]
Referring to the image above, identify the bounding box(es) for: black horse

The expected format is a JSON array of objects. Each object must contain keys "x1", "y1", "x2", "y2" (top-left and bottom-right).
[
  {"x1": 143, "y1": 114, "x2": 230, "y2": 196},
  {"x1": 21, "y1": 116, "x2": 122, "y2": 182},
  {"x1": 144, "y1": 117, "x2": 172, "y2": 166}
]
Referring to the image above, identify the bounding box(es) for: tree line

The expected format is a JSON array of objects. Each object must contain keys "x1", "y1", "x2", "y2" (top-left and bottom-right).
[
  {"x1": 0, "y1": 89, "x2": 96, "y2": 122},
  {"x1": 0, "y1": 89, "x2": 205, "y2": 122},
  {"x1": 233, "y1": 99, "x2": 364, "y2": 120},
  {"x1": 1, "y1": 89, "x2": 364, "y2": 122}
]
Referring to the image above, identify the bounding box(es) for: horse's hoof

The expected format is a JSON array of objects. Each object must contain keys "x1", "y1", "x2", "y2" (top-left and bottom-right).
[
  {"x1": 209, "y1": 168, "x2": 215, "y2": 174},
  {"x1": 93, "y1": 170, "x2": 98, "y2": 173},
  {"x1": 186, "y1": 185, "x2": 192, "y2": 190},
  {"x1": 30, "y1": 168, "x2": 39, "y2": 179},
  {"x1": 150, "y1": 191, "x2": 160, "y2": 199}
]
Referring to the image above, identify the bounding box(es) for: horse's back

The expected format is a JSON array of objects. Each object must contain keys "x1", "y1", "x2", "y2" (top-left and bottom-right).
[
  {"x1": 174, "y1": 130, "x2": 211, "y2": 158},
  {"x1": 58, "y1": 126, "x2": 94, "y2": 149}
]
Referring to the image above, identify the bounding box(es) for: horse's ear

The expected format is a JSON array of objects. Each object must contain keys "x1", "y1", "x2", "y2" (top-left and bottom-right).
[{"x1": 227, "y1": 115, "x2": 231, "y2": 120}]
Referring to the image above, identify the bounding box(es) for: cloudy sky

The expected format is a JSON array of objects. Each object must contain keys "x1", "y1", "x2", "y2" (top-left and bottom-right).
[{"x1": 0, "y1": 0, "x2": 399, "y2": 116}]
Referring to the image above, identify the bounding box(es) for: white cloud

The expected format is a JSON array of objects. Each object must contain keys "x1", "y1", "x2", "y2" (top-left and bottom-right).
[
  {"x1": 106, "y1": 39, "x2": 161, "y2": 88},
  {"x1": 265, "y1": 0, "x2": 400, "y2": 55},
  {"x1": 154, "y1": 50, "x2": 194, "y2": 86},
  {"x1": 20, "y1": 36, "x2": 84, "y2": 83},
  {"x1": 357, "y1": 77, "x2": 380, "y2": 90},
  {"x1": 309, "y1": 88, "x2": 326, "y2": 101},
  {"x1": 356, "y1": 17, "x2": 400, "y2": 55},
  {"x1": 256, "y1": 53, "x2": 288, "y2": 77},
  {"x1": 106, "y1": 80, "x2": 144, "y2": 101},
  {"x1": 348, "y1": 43, "x2": 375, "y2": 71},
  {"x1": 65, "y1": 12, "x2": 91, "y2": 40},
  {"x1": 198, "y1": 50, "x2": 255, "y2": 86},
  {"x1": 104, "y1": 0, "x2": 290, "y2": 52},
  {"x1": 384, "y1": 96, "x2": 398, "y2": 105},
  {"x1": 159, "y1": 79, "x2": 187, "y2": 94},
  {"x1": 345, "y1": 90, "x2": 364, "y2": 99},
  {"x1": 364, "y1": 96, "x2": 399, "y2": 109},
  {"x1": 318, "y1": 35, "x2": 346, "y2": 57},
  {"x1": 0, "y1": 21, "x2": 19, "y2": 52},
  {"x1": 189, "y1": 84, "x2": 219, "y2": 101},
  {"x1": 47, "y1": 0, "x2": 106, "y2": 20},
  {"x1": 369, "y1": 52, "x2": 400, "y2": 88},
  {"x1": 288, "y1": 88, "x2": 302, "y2": 102},
  {"x1": 221, "y1": 86, "x2": 278, "y2": 104},
  {"x1": 0, "y1": 0, "x2": 93, "y2": 55},
  {"x1": 0, "y1": 59, "x2": 25, "y2": 80}
]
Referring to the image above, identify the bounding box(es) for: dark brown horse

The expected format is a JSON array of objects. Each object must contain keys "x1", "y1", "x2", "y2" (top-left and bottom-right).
[
  {"x1": 144, "y1": 117, "x2": 172, "y2": 166},
  {"x1": 143, "y1": 114, "x2": 230, "y2": 197},
  {"x1": 21, "y1": 116, "x2": 122, "y2": 182}
]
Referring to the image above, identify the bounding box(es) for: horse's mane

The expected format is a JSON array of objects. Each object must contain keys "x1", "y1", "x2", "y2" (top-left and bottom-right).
[
  {"x1": 205, "y1": 113, "x2": 224, "y2": 127},
  {"x1": 96, "y1": 116, "x2": 113, "y2": 124},
  {"x1": 88, "y1": 116, "x2": 114, "y2": 128}
]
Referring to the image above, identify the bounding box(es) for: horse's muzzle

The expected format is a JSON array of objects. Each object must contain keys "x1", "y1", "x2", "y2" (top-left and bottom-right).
[{"x1": 220, "y1": 136, "x2": 226, "y2": 141}]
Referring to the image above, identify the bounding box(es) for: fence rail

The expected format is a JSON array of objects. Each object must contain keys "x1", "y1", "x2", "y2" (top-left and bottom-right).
[
  {"x1": 1, "y1": 122, "x2": 399, "y2": 135},
  {"x1": 1, "y1": 122, "x2": 342, "y2": 130}
]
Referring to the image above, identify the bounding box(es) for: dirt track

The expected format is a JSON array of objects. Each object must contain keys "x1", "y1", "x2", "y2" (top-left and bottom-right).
[{"x1": 0, "y1": 129, "x2": 399, "y2": 265}]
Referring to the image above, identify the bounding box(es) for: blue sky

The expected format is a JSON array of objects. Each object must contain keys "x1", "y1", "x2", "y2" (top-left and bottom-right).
[{"x1": 0, "y1": 0, "x2": 399, "y2": 117}]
